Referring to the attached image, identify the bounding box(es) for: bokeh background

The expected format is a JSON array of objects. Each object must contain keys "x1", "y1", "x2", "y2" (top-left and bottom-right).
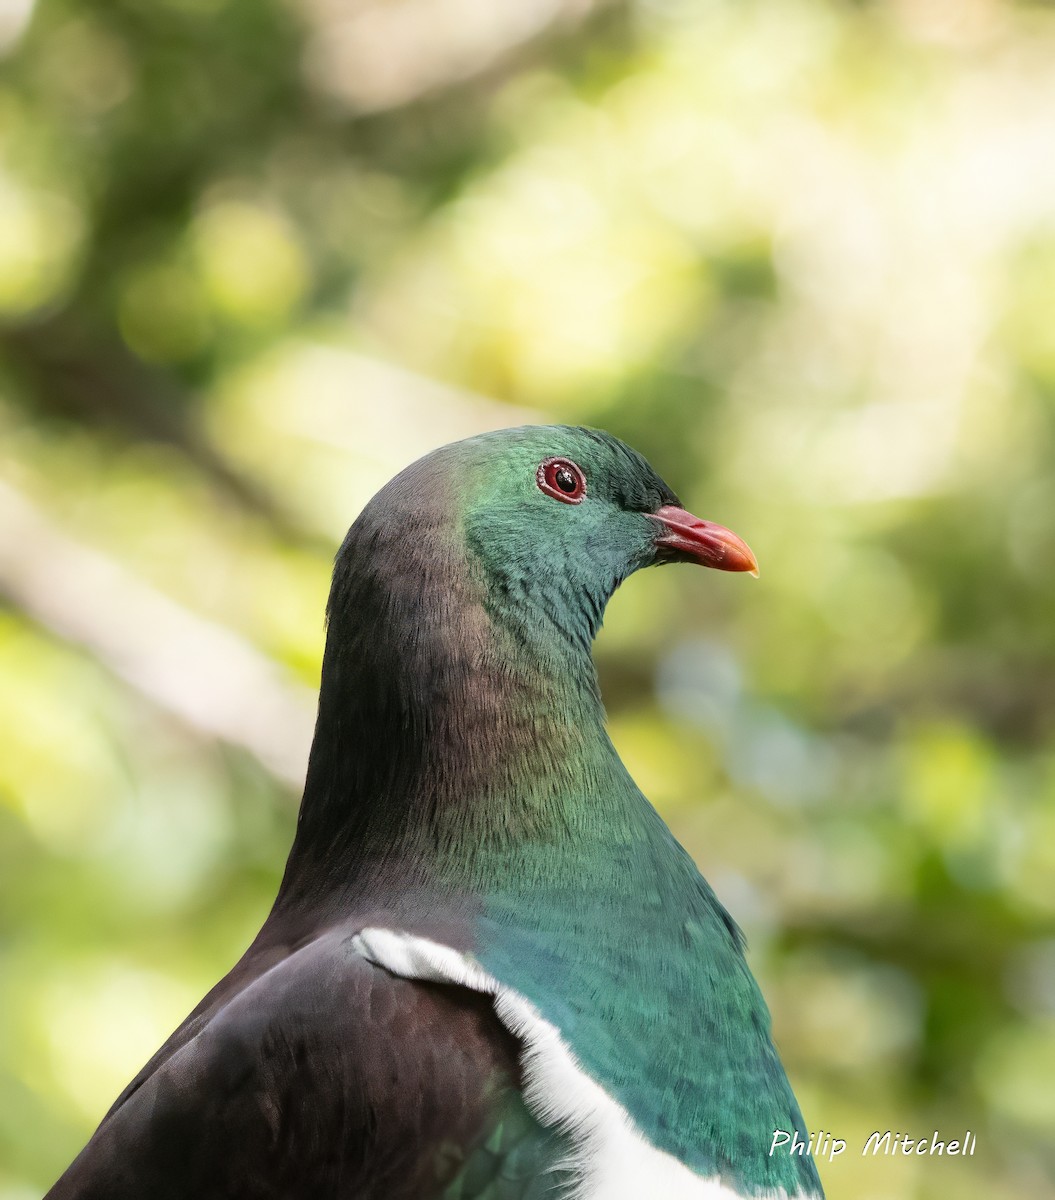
[{"x1": 2, "y1": 0, "x2": 1054, "y2": 1196}]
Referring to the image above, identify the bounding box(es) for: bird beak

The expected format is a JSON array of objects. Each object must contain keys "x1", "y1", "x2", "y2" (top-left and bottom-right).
[{"x1": 652, "y1": 505, "x2": 759, "y2": 577}]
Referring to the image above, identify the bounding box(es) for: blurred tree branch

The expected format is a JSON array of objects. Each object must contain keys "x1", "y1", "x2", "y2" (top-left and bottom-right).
[
  {"x1": 1, "y1": 317, "x2": 318, "y2": 543},
  {"x1": 302, "y1": 0, "x2": 616, "y2": 114},
  {"x1": 0, "y1": 478, "x2": 316, "y2": 789}
]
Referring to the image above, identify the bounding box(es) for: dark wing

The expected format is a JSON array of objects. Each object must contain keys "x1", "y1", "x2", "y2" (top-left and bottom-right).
[{"x1": 45, "y1": 931, "x2": 572, "y2": 1200}]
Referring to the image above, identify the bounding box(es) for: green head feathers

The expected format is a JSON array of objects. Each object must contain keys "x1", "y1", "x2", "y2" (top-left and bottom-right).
[{"x1": 454, "y1": 426, "x2": 682, "y2": 654}]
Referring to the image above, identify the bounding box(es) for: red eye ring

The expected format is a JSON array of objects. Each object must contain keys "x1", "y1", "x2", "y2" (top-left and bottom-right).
[{"x1": 537, "y1": 457, "x2": 587, "y2": 504}]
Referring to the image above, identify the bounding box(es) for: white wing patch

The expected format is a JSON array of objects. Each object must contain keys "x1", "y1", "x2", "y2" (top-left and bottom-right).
[{"x1": 351, "y1": 927, "x2": 798, "y2": 1200}]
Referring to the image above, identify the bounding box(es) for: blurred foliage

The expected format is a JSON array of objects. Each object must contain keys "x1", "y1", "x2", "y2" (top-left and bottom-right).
[{"x1": 2, "y1": 0, "x2": 1055, "y2": 1196}]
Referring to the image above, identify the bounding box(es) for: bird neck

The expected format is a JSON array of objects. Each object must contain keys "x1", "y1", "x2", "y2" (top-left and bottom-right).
[{"x1": 279, "y1": 517, "x2": 635, "y2": 904}]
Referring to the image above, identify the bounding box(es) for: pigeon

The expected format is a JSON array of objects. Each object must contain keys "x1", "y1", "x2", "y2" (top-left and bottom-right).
[{"x1": 47, "y1": 425, "x2": 823, "y2": 1200}]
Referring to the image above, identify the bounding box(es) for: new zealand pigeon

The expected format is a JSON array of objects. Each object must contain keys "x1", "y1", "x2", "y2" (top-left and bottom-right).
[{"x1": 47, "y1": 426, "x2": 823, "y2": 1200}]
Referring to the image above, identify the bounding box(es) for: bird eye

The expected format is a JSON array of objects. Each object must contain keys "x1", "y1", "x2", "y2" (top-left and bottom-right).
[{"x1": 537, "y1": 457, "x2": 587, "y2": 504}]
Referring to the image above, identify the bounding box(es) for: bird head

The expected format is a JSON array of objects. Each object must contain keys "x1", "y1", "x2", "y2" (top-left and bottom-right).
[
  {"x1": 447, "y1": 425, "x2": 757, "y2": 650},
  {"x1": 331, "y1": 424, "x2": 756, "y2": 664}
]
